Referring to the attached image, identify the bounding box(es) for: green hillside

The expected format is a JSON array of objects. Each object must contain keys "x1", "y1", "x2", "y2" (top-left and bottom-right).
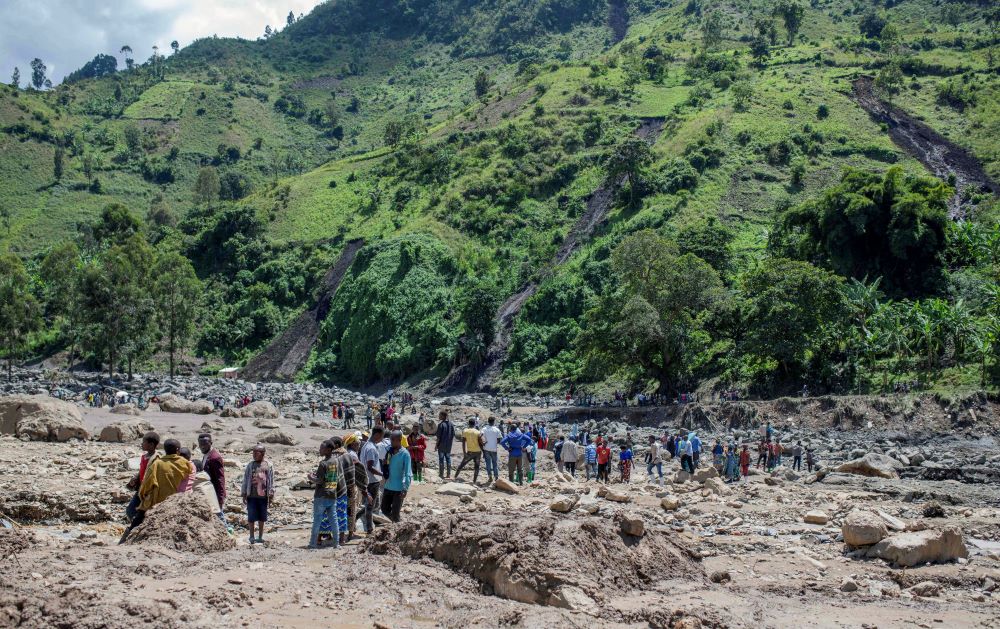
[{"x1": 0, "y1": 0, "x2": 998, "y2": 398}]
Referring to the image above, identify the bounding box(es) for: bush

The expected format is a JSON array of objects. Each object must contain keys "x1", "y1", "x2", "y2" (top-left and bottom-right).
[{"x1": 816, "y1": 103, "x2": 829, "y2": 119}]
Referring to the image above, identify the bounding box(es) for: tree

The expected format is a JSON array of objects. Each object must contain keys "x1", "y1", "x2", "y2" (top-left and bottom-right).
[
  {"x1": 287, "y1": 10, "x2": 295, "y2": 26},
  {"x1": 53, "y1": 146, "x2": 65, "y2": 181},
  {"x1": 741, "y1": 258, "x2": 846, "y2": 378},
  {"x1": 193, "y1": 166, "x2": 220, "y2": 204},
  {"x1": 40, "y1": 242, "x2": 83, "y2": 366},
  {"x1": 170, "y1": 40, "x2": 179, "y2": 55},
  {"x1": 474, "y1": 70, "x2": 491, "y2": 98},
  {"x1": 677, "y1": 217, "x2": 735, "y2": 277},
  {"x1": 64, "y1": 54, "x2": 118, "y2": 83},
  {"x1": 731, "y1": 79, "x2": 753, "y2": 111},
  {"x1": 459, "y1": 283, "x2": 500, "y2": 367},
  {"x1": 29, "y1": 58, "x2": 47, "y2": 90},
  {"x1": 859, "y1": 10, "x2": 886, "y2": 39},
  {"x1": 0, "y1": 253, "x2": 42, "y2": 379},
  {"x1": 93, "y1": 203, "x2": 142, "y2": 246},
  {"x1": 120, "y1": 45, "x2": 134, "y2": 71},
  {"x1": 875, "y1": 59, "x2": 903, "y2": 107},
  {"x1": 605, "y1": 136, "x2": 653, "y2": 204},
  {"x1": 701, "y1": 12, "x2": 725, "y2": 50},
  {"x1": 750, "y1": 35, "x2": 771, "y2": 66},
  {"x1": 382, "y1": 115, "x2": 423, "y2": 148},
  {"x1": 123, "y1": 124, "x2": 142, "y2": 156},
  {"x1": 152, "y1": 251, "x2": 201, "y2": 376},
  {"x1": 772, "y1": 166, "x2": 951, "y2": 297},
  {"x1": 79, "y1": 235, "x2": 155, "y2": 378},
  {"x1": 879, "y1": 22, "x2": 901, "y2": 55},
  {"x1": 773, "y1": 0, "x2": 804, "y2": 45},
  {"x1": 10, "y1": 67, "x2": 19, "y2": 89},
  {"x1": 580, "y1": 230, "x2": 727, "y2": 392},
  {"x1": 263, "y1": 25, "x2": 273, "y2": 40}
]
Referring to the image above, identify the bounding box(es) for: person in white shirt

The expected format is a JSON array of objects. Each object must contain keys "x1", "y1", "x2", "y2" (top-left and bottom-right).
[{"x1": 480, "y1": 417, "x2": 503, "y2": 483}]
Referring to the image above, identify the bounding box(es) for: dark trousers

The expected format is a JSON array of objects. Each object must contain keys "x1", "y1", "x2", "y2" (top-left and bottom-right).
[
  {"x1": 438, "y1": 450, "x2": 452, "y2": 478},
  {"x1": 381, "y1": 489, "x2": 403, "y2": 523},
  {"x1": 118, "y1": 509, "x2": 145, "y2": 544},
  {"x1": 454, "y1": 451, "x2": 482, "y2": 482},
  {"x1": 680, "y1": 454, "x2": 693, "y2": 473},
  {"x1": 793, "y1": 456, "x2": 802, "y2": 471},
  {"x1": 363, "y1": 481, "x2": 380, "y2": 532},
  {"x1": 564, "y1": 462, "x2": 576, "y2": 477},
  {"x1": 692, "y1": 452, "x2": 699, "y2": 470}
]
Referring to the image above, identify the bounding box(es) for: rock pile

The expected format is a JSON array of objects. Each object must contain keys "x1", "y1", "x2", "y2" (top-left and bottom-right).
[
  {"x1": 125, "y1": 492, "x2": 236, "y2": 553},
  {"x1": 363, "y1": 512, "x2": 701, "y2": 609}
]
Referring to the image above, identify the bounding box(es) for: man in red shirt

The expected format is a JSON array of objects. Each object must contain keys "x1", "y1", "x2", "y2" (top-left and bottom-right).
[{"x1": 596, "y1": 438, "x2": 611, "y2": 483}]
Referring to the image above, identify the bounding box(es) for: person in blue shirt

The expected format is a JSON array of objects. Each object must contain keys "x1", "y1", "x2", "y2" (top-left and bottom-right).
[
  {"x1": 501, "y1": 427, "x2": 527, "y2": 485},
  {"x1": 619, "y1": 444, "x2": 633, "y2": 483},
  {"x1": 689, "y1": 432, "x2": 702, "y2": 470},
  {"x1": 381, "y1": 431, "x2": 411, "y2": 523},
  {"x1": 584, "y1": 438, "x2": 598, "y2": 481},
  {"x1": 712, "y1": 440, "x2": 724, "y2": 470}
]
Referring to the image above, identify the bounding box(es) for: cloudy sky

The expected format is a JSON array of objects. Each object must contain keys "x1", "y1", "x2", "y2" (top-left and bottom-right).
[{"x1": 1, "y1": 0, "x2": 323, "y2": 84}]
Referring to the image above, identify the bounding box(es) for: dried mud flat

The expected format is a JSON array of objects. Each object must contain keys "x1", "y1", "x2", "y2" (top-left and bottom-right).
[{"x1": 2, "y1": 397, "x2": 1000, "y2": 628}]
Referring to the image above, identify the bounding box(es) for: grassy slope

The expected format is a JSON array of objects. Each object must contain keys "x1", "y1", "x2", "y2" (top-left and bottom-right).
[{"x1": 0, "y1": 0, "x2": 997, "y2": 387}]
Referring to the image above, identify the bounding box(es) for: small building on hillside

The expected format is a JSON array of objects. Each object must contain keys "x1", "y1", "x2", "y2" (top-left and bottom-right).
[{"x1": 218, "y1": 367, "x2": 240, "y2": 380}]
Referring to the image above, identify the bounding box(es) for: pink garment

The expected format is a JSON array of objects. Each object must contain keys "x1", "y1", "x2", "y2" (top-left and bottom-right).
[{"x1": 176, "y1": 461, "x2": 197, "y2": 493}]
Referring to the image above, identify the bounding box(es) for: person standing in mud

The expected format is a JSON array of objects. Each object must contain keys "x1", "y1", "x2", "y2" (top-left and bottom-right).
[
  {"x1": 619, "y1": 442, "x2": 633, "y2": 483},
  {"x1": 360, "y1": 428, "x2": 384, "y2": 534},
  {"x1": 792, "y1": 441, "x2": 803, "y2": 471},
  {"x1": 596, "y1": 438, "x2": 611, "y2": 483},
  {"x1": 646, "y1": 435, "x2": 663, "y2": 483},
  {"x1": 241, "y1": 444, "x2": 274, "y2": 545},
  {"x1": 382, "y1": 431, "x2": 411, "y2": 522},
  {"x1": 435, "y1": 410, "x2": 456, "y2": 479},
  {"x1": 309, "y1": 440, "x2": 340, "y2": 549},
  {"x1": 501, "y1": 425, "x2": 528, "y2": 484},
  {"x1": 454, "y1": 418, "x2": 484, "y2": 484},
  {"x1": 407, "y1": 424, "x2": 426, "y2": 482},
  {"x1": 584, "y1": 437, "x2": 598, "y2": 481},
  {"x1": 739, "y1": 444, "x2": 751, "y2": 479},
  {"x1": 481, "y1": 417, "x2": 502, "y2": 484},
  {"x1": 756, "y1": 440, "x2": 768, "y2": 469},
  {"x1": 198, "y1": 434, "x2": 227, "y2": 526},
  {"x1": 553, "y1": 435, "x2": 564, "y2": 474},
  {"x1": 561, "y1": 433, "x2": 578, "y2": 477},
  {"x1": 806, "y1": 446, "x2": 816, "y2": 473},
  {"x1": 344, "y1": 433, "x2": 366, "y2": 540}
]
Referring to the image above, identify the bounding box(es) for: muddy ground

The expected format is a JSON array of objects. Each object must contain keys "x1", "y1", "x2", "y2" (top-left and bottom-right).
[{"x1": 1, "y1": 393, "x2": 999, "y2": 628}]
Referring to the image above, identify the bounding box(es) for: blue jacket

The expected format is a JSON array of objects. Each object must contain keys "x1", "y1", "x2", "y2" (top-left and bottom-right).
[
  {"x1": 501, "y1": 429, "x2": 530, "y2": 457},
  {"x1": 690, "y1": 435, "x2": 702, "y2": 454}
]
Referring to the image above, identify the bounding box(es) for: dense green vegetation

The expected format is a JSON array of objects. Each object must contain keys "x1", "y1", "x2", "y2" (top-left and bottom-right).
[{"x1": 0, "y1": 0, "x2": 997, "y2": 397}]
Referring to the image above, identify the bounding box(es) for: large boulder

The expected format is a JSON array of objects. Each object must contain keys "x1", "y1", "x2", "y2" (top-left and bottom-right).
[
  {"x1": 256, "y1": 429, "x2": 297, "y2": 446},
  {"x1": 868, "y1": 526, "x2": 968, "y2": 567},
  {"x1": 842, "y1": 510, "x2": 888, "y2": 547},
  {"x1": 493, "y1": 478, "x2": 519, "y2": 494},
  {"x1": 0, "y1": 395, "x2": 89, "y2": 442},
  {"x1": 836, "y1": 453, "x2": 902, "y2": 479},
  {"x1": 158, "y1": 394, "x2": 214, "y2": 415},
  {"x1": 98, "y1": 419, "x2": 153, "y2": 443},
  {"x1": 436, "y1": 483, "x2": 477, "y2": 498},
  {"x1": 220, "y1": 401, "x2": 279, "y2": 419},
  {"x1": 549, "y1": 495, "x2": 579, "y2": 513},
  {"x1": 692, "y1": 466, "x2": 719, "y2": 482},
  {"x1": 109, "y1": 404, "x2": 142, "y2": 416}
]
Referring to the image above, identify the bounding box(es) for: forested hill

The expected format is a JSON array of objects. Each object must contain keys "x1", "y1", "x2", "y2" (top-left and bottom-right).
[{"x1": 0, "y1": 0, "x2": 998, "y2": 399}]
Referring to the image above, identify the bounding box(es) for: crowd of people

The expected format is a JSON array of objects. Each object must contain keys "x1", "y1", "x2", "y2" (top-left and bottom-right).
[{"x1": 117, "y1": 398, "x2": 819, "y2": 550}]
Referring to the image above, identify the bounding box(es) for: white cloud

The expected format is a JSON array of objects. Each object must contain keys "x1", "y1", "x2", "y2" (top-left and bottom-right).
[{"x1": 0, "y1": 0, "x2": 322, "y2": 84}]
